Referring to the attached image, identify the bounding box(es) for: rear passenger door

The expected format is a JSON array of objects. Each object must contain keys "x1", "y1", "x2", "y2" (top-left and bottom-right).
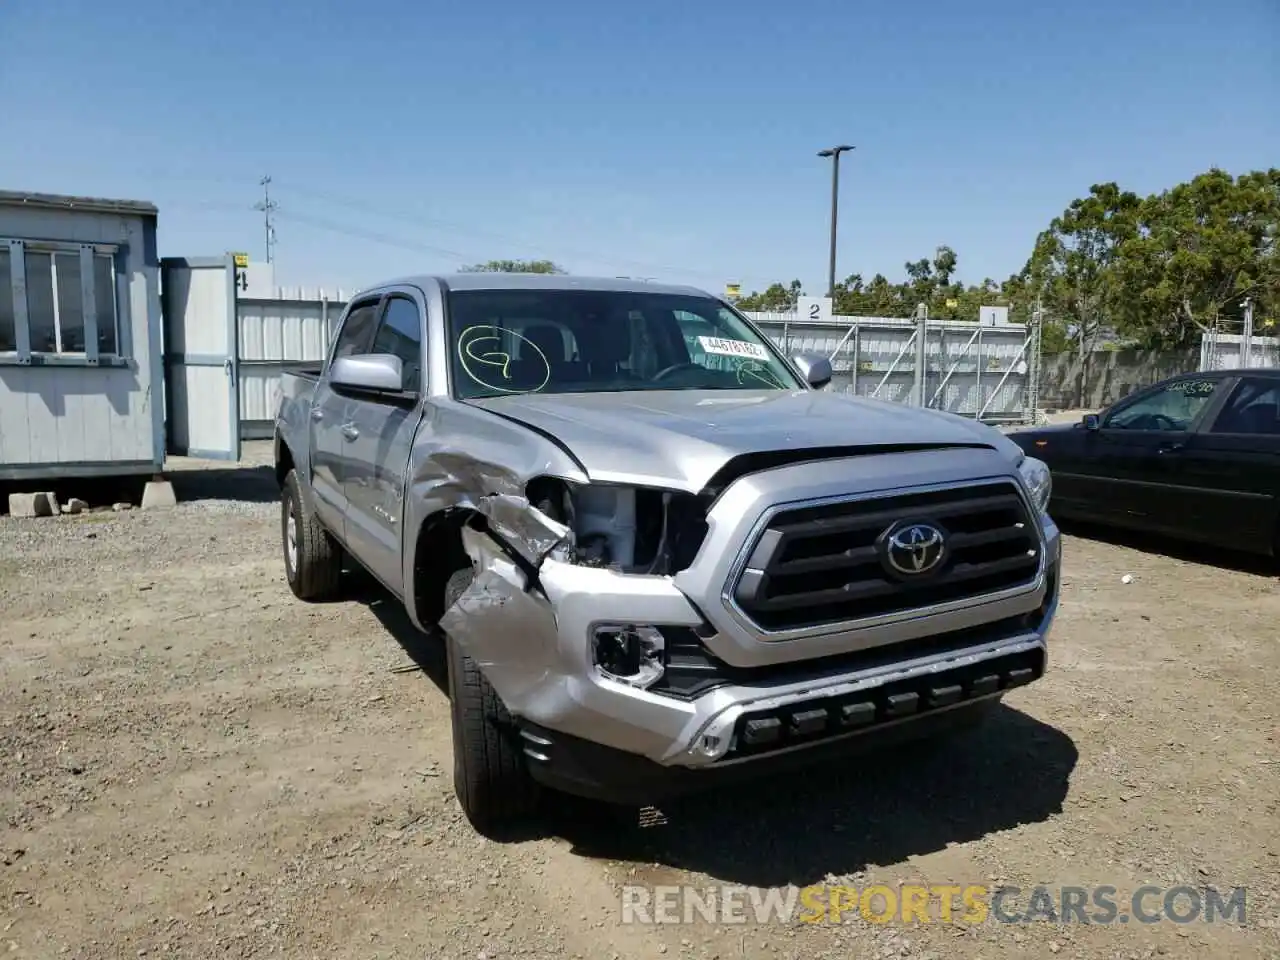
[
  {"x1": 310, "y1": 296, "x2": 382, "y2": 535},
  {"x1": 341, "y1": 292, "x2": 427, "y2": 596},
  {"x1": 1176, "y1": 376, "x2": 1280, "y2": 553}
]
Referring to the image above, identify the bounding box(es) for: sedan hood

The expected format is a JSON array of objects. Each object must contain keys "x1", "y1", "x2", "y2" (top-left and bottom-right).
[{"x1": 469, "y1": 389, "x2": 1016, "y2": 492}]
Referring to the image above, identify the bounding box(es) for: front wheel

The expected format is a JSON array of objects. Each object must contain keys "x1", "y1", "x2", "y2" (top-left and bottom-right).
[
  {"x1": 281, "y1": 469, "x2": 343, "y2": 601},
  {"x1": 444, "y1": 568, "x2": 540, "y2": 836}
]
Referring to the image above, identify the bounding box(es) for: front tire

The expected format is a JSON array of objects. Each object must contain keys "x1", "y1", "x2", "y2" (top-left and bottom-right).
[
  {"x1": 281, "y1": 469, "x2": 342, "y2": 601},
  {"x1": 444, "y1": 567, "x2": 540, "y2": 836}
]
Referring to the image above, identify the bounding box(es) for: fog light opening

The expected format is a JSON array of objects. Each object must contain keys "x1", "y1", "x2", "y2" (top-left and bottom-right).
[
  {"x1": 592, "y1": 625, "x2": 665, "y2": 689},
  {"x1": 687, "y1": 713, "x2": 737, "y2": 761}
]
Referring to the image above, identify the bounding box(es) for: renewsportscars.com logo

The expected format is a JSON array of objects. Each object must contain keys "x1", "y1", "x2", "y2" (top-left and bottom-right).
[{"x1": 620, "y1": 884, "x2": 1249, "y2": 927}]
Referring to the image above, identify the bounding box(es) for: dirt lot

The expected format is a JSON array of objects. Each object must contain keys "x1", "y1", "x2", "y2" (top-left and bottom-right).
[{"x1": 2, "y1": 443, "x2": 1278, "y2": 960}]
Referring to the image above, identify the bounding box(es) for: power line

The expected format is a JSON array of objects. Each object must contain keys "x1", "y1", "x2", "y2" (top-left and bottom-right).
[
  {"x1": 273, "y1": 207, "x2": 480, "y2": 262},
  {"x1": 275, "y1": 181, "x2": 718, "y2": 282}
]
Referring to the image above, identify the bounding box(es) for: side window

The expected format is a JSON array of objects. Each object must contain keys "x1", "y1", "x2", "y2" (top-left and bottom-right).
[
  {"x1": 1103, "y1": 378, "x2": 1221, "y2": 431},
  {"x1": 1209, "y1": 379, "x2": 1280, "y2": 436},
  {"x1": 332, "y1": 299, "x2": 381, "y2": 360},
  {"x1": 370, "y1": 296, "x2": 423, "y2": 393}
]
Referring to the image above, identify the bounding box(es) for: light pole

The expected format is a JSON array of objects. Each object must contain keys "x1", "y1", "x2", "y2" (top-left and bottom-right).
[{"x1": 817, "y1": 145, "x2": 854, "y2": 300}]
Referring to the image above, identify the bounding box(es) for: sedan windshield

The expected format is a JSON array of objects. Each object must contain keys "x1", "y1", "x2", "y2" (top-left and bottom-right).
[{"x1": 446, "y1": 288, "x2": 803, "y2": 399}]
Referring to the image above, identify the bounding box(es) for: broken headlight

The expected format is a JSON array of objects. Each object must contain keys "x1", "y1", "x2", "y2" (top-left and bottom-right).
[
  {"x1": 536, "y1": 478, "x2": 709, "y2": 575},
  {"x1": 572, "y1": 484, "x2": 639, "y2": 569}
]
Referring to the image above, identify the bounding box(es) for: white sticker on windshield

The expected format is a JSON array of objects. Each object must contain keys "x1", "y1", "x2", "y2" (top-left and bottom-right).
[{"x1": 698, "y1": 336, "x2": 769, "y2": 361}]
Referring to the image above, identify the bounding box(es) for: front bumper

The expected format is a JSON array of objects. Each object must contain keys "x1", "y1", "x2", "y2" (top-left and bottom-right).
[
  {"x1": 519, "y1": 697, "x2": 1009, "y2": 804},
  {"x1": 440, "y1": 462, "x2": 1062, "y2": 800}
]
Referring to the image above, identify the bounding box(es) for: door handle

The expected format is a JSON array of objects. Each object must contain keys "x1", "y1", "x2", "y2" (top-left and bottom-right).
[
  {"x1": 340, "y1": 423, "x2": 360, "y2": 442},
  {"x1": 310, "y1": 408, "x2": 325, "y2": 422},
  {"x1": 1158, "y1": 440, "x2": 1185, "y2": 453}
]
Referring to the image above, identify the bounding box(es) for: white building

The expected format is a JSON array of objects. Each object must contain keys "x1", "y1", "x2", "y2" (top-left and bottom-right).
[{"x1": 0, "y1": 191, "x2": 164, "y2": 482}]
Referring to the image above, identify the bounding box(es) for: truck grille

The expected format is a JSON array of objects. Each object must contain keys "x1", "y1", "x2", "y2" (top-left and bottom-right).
[{"x1": 731, "y1": 481, "x2": 1040, "y2": 632}]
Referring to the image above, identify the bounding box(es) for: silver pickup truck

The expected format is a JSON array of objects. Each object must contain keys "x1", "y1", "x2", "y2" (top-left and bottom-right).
[{"x1": 274, "y1": 274, "x2": 1060, "y2": 835}]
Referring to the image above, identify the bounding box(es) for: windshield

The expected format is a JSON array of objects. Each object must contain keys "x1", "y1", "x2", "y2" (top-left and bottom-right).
[{"x1": 446, "y1": 288, "x2": 804, "y2": 399}]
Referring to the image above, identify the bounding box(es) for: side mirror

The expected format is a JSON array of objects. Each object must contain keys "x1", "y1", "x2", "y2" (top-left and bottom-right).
[
  {"x1": 1082, "y1": 413, "x2": 1100, "y2": 431},
  {"x1": 792, "y1": 353, "x2": 833, "y2": 389},
  {"x1": 330, "y1": 353, "x2": 405, "y2": 393}
]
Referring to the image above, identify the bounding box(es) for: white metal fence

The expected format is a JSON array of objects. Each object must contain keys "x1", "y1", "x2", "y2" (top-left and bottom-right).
[
  {"x1": 742, "y1": 311, "x2": 1039, "y2": 421},
  {"x1": 231, "y1": 293, "x2": 1043, "y2": 437},
  {"x1": 238, "y1": 292, "x2": 346, "y2": 437},
  {"x1": 1199, "y1": 331, "x2": 1280, "y2": 371}
]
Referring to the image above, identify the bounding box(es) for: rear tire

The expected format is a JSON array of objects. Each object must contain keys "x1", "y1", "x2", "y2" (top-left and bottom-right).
[
  {"x1": 282, "y1": 469, "x2": 342, "y2": 601},
  {"x1": 444, "y1": 567, "x2": 540, "y2": 836}
]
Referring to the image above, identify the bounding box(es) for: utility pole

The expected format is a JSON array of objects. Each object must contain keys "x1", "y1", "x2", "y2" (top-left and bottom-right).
[
  {"x1": 816, "y1": 145, "x2": 854, "y2": 300},
  {"x1": 253, "y1": 175, "x2": 278, "y2": 264},
  {"x1": 1028, "y1": 296, "x2": 1043, "y2": 425},
  {"x1": 1241, "y1": 297, "x2": 1254, "y2": 369}
]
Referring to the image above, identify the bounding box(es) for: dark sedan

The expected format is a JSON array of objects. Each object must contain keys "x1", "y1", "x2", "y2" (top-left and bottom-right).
[{"x1": 1008, "y1": 368, "x2": 1280, "y2": 556}]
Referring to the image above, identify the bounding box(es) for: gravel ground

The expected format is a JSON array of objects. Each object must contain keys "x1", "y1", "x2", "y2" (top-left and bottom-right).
[{"x1": 2, "y1": 442, "x2": 1278, "y2": 959}]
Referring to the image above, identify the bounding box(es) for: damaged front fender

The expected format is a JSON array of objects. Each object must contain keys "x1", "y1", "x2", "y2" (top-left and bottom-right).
[
  {"x1": 475, "y1": 492, "x2": 571, "y2": 568},
  {"x1": 439, "y1": 524, "x2": 559, "y2": 706},
  {"x1": 398, "y1": 403, "x2": 588, "y2": 632},
  {"x1": 440, "y1": 522, "x2": 707, "y2": 756}
]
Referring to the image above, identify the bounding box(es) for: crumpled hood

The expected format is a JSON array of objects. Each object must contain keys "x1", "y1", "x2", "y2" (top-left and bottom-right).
[{"x1": 469, "y1": 389, "x2": 1017, "y2": 492}]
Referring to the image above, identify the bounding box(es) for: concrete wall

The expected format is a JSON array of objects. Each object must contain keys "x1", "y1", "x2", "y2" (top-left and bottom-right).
[
  {"x1": 1039, "y1": 347, "x2": 1200, "y2": 411},
  {"x1": 0, "y1": 201, "x2": 163, "y2": 479}
]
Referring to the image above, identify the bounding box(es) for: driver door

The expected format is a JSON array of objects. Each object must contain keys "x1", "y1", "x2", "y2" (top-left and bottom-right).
[{"x1": 1085, "y1": 375, "x2": 1225, "y2": 536}]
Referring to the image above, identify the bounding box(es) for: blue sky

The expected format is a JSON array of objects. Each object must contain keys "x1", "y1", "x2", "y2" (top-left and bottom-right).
[{"x1": 3, "y1": 0, "x2": 1277, "y2": 297}]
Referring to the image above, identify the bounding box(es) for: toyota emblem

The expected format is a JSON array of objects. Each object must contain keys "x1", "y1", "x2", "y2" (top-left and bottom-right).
[{"x1": 882, "y1": 521, "x2": 947, "y2": 576}]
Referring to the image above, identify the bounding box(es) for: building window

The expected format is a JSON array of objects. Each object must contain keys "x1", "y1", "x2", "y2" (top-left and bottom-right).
[
  {"x1": 0, "y1": 240, "x2": 121, "y2": 358},
  {"x1": 23, "y1": 250, "x2": 119, "y2": 355},
  {"x1": 93, "y1": 255, "x2": 118, "y2": 355},
  {"x1": 25, "y1": 252, "x2": 60, "y2": 352},
  {"x1": 0, "y1": 249, "x2": 14, "y2": 352}
]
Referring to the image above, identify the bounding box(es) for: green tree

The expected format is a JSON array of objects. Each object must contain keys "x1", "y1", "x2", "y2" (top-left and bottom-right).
[
  {"x1": 1025, "y1": 182, "x2": 1141, "y2": 405},
  {"x1": 1113, "y1": 168, "x2": 1280, "y2": 347},
  {"x1": 736, "y1": 280, "x2": 803, "y2": 312},
  {"x1": 460, "y1": 259, "x2": 566, "y2": 274},
  {"x1": 757, "y1": 249, "x2": 1028, "y2": 322},
  {"x1": 726, "y1": 167, "x2": 1276, "y2": 378},
  {"x1": 932, "y1": 245, "x2": 958, "y2": 286},
  {"x1": 904, "y1": 257, "x2": 936, "y2": 308}
]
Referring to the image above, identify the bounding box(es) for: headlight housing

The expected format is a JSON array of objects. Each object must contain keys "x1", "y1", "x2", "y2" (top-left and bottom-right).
[
  {"x1": 1017, "y1": 455, "x2": 1052, "y2": 515},
  {"x1": 537, "y1": 478, "x2": 709, "y2": 575}
]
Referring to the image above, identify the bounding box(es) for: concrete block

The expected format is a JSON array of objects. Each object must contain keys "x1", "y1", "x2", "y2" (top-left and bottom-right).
[
  {"x1": 62, "y1": 498, "x2": 88, "y2": 515},
  {"x1": 43, "y1": 491, "x2": 60, "y2": 516},
  {"x1": 9, "y1": 493, "x2": 41, "y2": 518},
  {"x1": 8, "y1": 492, "x2": 57, "y2": 518},
  {"x1": 140, "y1": 480, "x2": 177, "y2": 510}
]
